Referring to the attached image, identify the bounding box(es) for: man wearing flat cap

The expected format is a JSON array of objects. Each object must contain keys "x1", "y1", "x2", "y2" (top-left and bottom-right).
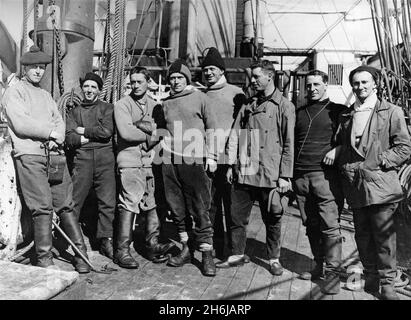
[
  {"x1": 1, "y1": 46, "x2": 90, "y2": 273},
  {"x1": 65, "y1": 72, "x2": 116, "y2": 260},
  {"x1": 200, "y1": 47, "x2": 247, "y2": 260},
  {"x1": 328, "y1": 65, "x2": 411, "y2": 299}
]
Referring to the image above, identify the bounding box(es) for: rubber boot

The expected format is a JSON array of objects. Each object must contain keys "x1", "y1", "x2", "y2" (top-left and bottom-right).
[
  {"x1": 99, "y1": 237, "x2": 114, "y2": 259},
  {"x1": 380, "y1": 284, "x2": 399, "y2": 300},
  {"x1": 144, "y1": 208, "x2": 175, "y2": 262},
  {"x1": 33, "y1": 214, "x2": 54, "y2": 268},
  {"x1": 167, "y1": 242, "x2": 191, "y2": 267},
  {"x1": 321, "y1": 237, "x2": 342, "y2": 295},
  {"x1": 114, "y1": 209, "x2": 139, "y2": 269},
  {"x1": 59, "y1": 211, "x2": 91, "y2": 274},
  {"x1": 202, "y1": 250, "x2": 216, "y2": 277}
]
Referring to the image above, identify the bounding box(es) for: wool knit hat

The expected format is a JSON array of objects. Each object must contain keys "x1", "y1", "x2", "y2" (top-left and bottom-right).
[
  {"x1": 167, "y1": 59, "x2": 191, "y2": 84},
  {"x1": 349, "y1": 66, "x2": 380, "y2": 85},
  {"x1": 201, "y1": 47, "x2": 225, "y2": 71},
  {"x1": 80, "y1": 72, "x2": 104, "y2": 90},
  {"x1": 20, "y1": 45, "x2": 52, "y2": 65}
]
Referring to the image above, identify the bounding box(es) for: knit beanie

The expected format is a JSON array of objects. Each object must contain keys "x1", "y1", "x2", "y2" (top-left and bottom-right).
[
  {"x1": 20, "y1": 45, "x2": 52, "y2": 65},
  {"x1": 80, "y1": 72, "x2": 104, "y2": 90},
  {"x1": 167, "y1": 59, "x2": 191, "y2": 84},
  {"x1": 201, "y1": 47, "x2": 225, "y2": 71},
  {"x1": 349, "y1": 66, "x2": 380, "y2": 85}
]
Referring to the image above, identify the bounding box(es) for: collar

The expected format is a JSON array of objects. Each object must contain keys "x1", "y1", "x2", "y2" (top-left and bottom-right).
[
  {"x1": 81, "y1": 98, "x2": 99, "y2": 108},
  {"x1": 206, "y1": 75, "x2": 227, "y2": 91},
  {"x1": 354, "y1": 91, "x2": 378, "y2": 112}
]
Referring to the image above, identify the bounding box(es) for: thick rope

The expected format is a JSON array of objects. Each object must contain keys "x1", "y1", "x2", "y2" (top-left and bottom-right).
[
  {"x1": 22, "y1": 0, "x2": 28, "y2": 53},
  {"x1": 49, "y1": 0, "x2": 65, "y2": 96},
  {"x1": 33, "y1": 0, "x2": 39, "y2": 46}
]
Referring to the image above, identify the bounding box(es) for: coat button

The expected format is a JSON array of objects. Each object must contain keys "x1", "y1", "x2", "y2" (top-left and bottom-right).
[{"x1": 260, "y1": 146, "x2": 264, "y2": 149}]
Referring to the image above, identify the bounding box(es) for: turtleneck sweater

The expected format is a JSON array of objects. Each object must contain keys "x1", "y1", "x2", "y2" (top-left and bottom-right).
[{"x1": 294, "y1": 98, "x2": 347, "y2": 172}]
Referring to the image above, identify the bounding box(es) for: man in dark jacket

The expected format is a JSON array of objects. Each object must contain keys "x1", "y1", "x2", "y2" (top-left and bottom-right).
[
  {"x1": 220, "y1": 60, "x2": 295, "y2": 276},
  {"x1": 331, "y1": 66, "x2": 411, "y2": 300},
  {"x1": 66, "y1": 72, "x2": 116, "y2": 259},
  {"x1": 293, "y1": 70, "x2": 346, "y2": 294}
]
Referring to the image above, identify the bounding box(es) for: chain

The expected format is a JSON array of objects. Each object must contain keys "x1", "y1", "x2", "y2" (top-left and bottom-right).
[{"x1": 49, "y1": 0, "x2": 65, "y2": 96}]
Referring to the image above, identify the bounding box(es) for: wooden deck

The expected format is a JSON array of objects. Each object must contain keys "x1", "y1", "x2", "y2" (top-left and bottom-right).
[{"x1": 52, "y1": 203, "x2": 411, "y2": 300}]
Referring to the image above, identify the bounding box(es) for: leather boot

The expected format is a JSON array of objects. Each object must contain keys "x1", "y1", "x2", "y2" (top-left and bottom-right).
[
  {"x1": 114, "y1": 209, "x2": 139, "y2": 269},
  {"x1": 321, "y1": 237, "x2": 342, "y2": 295},
  {"x1": 59, "y1": 211, "x2": 91, "y2": 274},
  {"x1": 146, "y1": 242, "x2": 175, "y2": 263},
  {"x1": 167, "y1": 242, "x2": 191, "y2": 267},
  {"x1": 33, "y1": 214, "x2": 54, "y2": 268},
  {"x1": 380, "y1": 284, "x2": 400, "y2": 300},
  {"x1": 364, "y1": 272, "x2": 380, "y2": 294},
  {"x1": 99, "y1": 237, "x2": 114, "y2": 259},
  {"x1": 202, "y1": 251, "x2": 216, "y2": 277}
]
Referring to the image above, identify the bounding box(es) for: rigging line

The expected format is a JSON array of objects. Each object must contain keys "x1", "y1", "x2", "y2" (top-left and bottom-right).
[
  {"x1": 264, "y1": 1, "x2": 289, "y2": 50},
  {"x1": 267, "y1": 0, "x2": 304, "y2": 21},
  {"x1": 331, "y1": 0, "x2": 355, "y2": 51}
]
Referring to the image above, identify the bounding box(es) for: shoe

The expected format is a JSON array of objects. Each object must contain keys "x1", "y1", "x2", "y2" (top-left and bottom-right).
[
  {"x1": 99, "y1": 238, "x2": 114, "y2": 259},
  {"x1": 269, "y1": 261, "x2": 284, "y2": 276},
  {"x1": 202, "y1": 251, "x2": 216, "y2": 277},
  {"x1": 300, "y1": 262, "x2": 324, "y2": 280},
  {"x1": 114, "y1": 209, "x2": 139, "y2": 269},
  {"x1": 380, "y1": 285, "x2": 400, "y2": 300},
  {"x1": 167, "y1": 242, "x2": 191, "y2": 267},
  {"x1": 216, "y1": 256, "x2": 248, "y2": 268},
  {"x1": 147, "y1": 242, "x2": 175, "y2": 263}
]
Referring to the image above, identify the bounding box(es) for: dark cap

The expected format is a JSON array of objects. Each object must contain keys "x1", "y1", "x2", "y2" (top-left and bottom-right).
[
  {"x1": 20, "y1": 45, "x2": 51, "y2": 65},
  {"x1": 201, "y1": 47, "x2": 225, "y2": 71},
  {"x1": 349, "y1": 66, "x2": 380, "y2": 85},
  {"x1": 167, "y1": 59, "x2": 191, "y2": 84},
  {"x1": 80, "y1": 72, "x2": 104, "y2": 90}
]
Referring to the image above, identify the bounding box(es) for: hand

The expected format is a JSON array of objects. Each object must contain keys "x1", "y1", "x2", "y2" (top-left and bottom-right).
[
  {"x1": 206, "y1": 158, "x2": 217, "y2": 173},
  {"x1": 80, "y1": 136, "x2": 89, "y2": 145},
  {"x1": 323, "y1": 146, "x2": 341, "y2": 166},
  {"x1": 75, "y1": 127, "x2": 85, "y2": 135},
  {"x1": 46, "y1": 140, "x2": 59, "y2": 151},
  {"x1": 277, "y1": 177, "x2": 291, "y2": 193},
  {"x1": 134, "y1": 120, "x2": 155, "y2": 135},
  {"x1": 226, "y1": 167, "x2": 233, "y2": 184},
  {"x1": 49, "y1": 130, "x2": 65, "y2": 145}
]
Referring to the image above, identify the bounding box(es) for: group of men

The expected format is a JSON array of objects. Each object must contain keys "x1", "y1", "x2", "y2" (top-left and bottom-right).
[{"x1": 2, "y1": 44, "x2": 410, "y2": 300}]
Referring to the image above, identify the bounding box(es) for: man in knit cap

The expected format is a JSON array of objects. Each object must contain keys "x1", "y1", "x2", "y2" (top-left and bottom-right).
[
  {"x1": 113, "y1": 67, "x2": 175, "y2": 269},
  {"x1": 2, "y1": 46, "x2": 90, "y2": 273},
  {"x1": 293, "y1": 70, "x2": 346, "y2": 295},
  {"x1": 330, "y1": 65, "x2": 411, "y2": 300},
  {"x1": 155, "y1": 59, "x2": 218, "y2": 276},
  {"x1": 65, "y1": 72, "x2": 116, "y2": 260},
  {"x1": 201, "y1": 47, "x2": 247, "y2": 260}
]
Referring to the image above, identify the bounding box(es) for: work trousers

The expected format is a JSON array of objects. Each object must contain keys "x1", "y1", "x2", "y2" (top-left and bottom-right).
[
  {"x1": 352, "y1": 203, "x2": 398, "y2": 286},
  {"x1": 162, "y1": 162, "x2": 213, "y2": 246},
  {"x1": 71, "y1": 148, "x2": 116, "y2": 239},
  {"x1": 230, "y1": 183, "x2": 282, "y2": 259}
]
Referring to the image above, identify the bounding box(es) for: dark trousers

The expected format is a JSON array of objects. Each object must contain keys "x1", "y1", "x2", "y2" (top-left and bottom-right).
[
  {"x1": 294, "y1": 170, "x2": 342, "y2": 268},
  {"x1": 209, "y1": 165, "x2": 233, "y2": 253},
  {"x1": 230, "y1": 183, "x2": 282, "y2": 259},
  {"x1": 162, "y1": 163, "x2": 213, "y2": 246},
  {"x1": 71, "y1": 148, "x2": 116, "y2": 239},
  {"x1": 352, "y1": 203, "x2": 398, "y2": 286}
]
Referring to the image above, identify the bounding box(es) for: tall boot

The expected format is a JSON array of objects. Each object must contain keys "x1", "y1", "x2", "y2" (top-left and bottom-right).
[
  {"x1": 33, "y1": 214, "x2": 54, "y2": 268},
  {"x1": 321, "y1": 237, "x2": 342, "y2": 295},
  {"x1": 300, "y1": 232, "x2": 324, "y2": 280},
  {"x1": 59, "y1": 211, "x2": 91, "y2": 274},
  {"x1": 202, "y1": 251, "x2": 216, "y2": 277},
  {"x1": 167, "y1": 241, "x2": 191, "y2": 267},
  {"x1": 145, "y1": 208, "x2": 175, "y2": 262},
  {"x1": 114, "y1": 209, "x2": 139, "y2": 269}
]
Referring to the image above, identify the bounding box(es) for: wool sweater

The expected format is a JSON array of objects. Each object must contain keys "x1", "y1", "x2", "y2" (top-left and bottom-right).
[
  {"x1": 158, "y1": 88, "x2": 217, "y2": 160},
  {"x1": 114, "y1": 94, "x2": 157, "y2": 168},
  {"x1": 294, "y1": 99, "x2": 347, "y2": 172},
  {"x1": 2, "y1": 78, "x2": 65, "y2": 157},
  {"x1": 203, "y1": 78, "x2": 246, "y2": 162},
  {"x1": 65, "y1": 99, "x2": 114, "y2": 152}
]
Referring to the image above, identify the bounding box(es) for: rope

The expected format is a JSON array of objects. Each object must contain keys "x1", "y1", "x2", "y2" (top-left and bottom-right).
[
  {"x1": 8, "y1": 241, "x2": 34, "y2": 262},
  {"x1": 57, "y1": 90, "x2": 82, "y2": 123},
  {"x1": 49, "y1": 0, "x2": 65, "y2": 96},
  {"x1": 33, "y1": 0, "x2": 39, "y2": 47},
  {"x1": 22, "y1": 0, "x2": 28, "y2": 53}
]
